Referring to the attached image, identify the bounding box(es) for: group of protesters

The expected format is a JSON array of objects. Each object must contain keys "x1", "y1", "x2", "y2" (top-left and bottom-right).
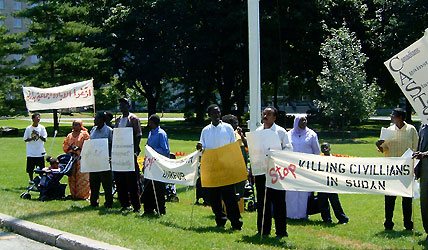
[
  {"x1": 23, "y1": 100, "x2": 428, "y2": 241},
  {"x1": 23, "y1": 98, "x2": 166, "y2": 215}
]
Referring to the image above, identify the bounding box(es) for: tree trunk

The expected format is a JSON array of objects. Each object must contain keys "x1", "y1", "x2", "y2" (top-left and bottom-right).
[
  {"x1": 146, "y1": 95, "x2": 157, "y2": 118},
  {"x1": 405, "y1": 99, "x2": 412, "y2": 123},
  {"x1": 53, "y1": 109, "x2": 59, "y2": 134}
]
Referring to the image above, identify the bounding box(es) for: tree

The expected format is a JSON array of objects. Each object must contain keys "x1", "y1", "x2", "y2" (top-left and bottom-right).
[
  {"x1": 16, "y1": 0, "x2": 107, "y2": 130},
  {"x1": 0, "y1": 15, "x2": 26, "y2": 115},
  {"x1": 316, "y1": 23, "x2": 378, "y2": 126}
]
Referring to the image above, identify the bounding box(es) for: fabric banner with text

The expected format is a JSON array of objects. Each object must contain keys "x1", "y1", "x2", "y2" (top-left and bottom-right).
[
  {"x1": 200, "y1": 141, "x2": 247, "y2": 188},
  {"x1": 267, "y1": 151, "x2": 414, "y2": 197},
  {"x1": 144, "y1": 145, "x2": 200, "y2": 186},
  {"x1": 384, "y1": 31, "x2": 428, "y2": 124},
  {"x1": 80, "y1": 139, "x2": 110, "y2": 173},
  {"x1": 111, "y1": 128, "x2": 135, "y2": 172},
  {"x1": 22, "y1": 79, "x2": 95, "y2": 111}
]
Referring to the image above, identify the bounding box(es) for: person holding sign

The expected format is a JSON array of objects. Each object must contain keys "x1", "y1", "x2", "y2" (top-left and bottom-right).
[
  {"x1": 143, "y1": 114, "x2": 169, "y2": 215},
  {"x1": 23, "y1": 113, "x2": 47, "y2": 184},
  {"x1": 414, "y1": 123, "x2": 428, "y2": 241},
  {"x1": 114, "y1": 97, "x2": 142, "y2": 212},
  {"x1": 287, "y1": 115, "x2": 320, "y2": 219},
  {"x1": 89, "y1": 112, "x2": 113, "y2": 208},
  {"x1": 254, "y1": 106, "x2": 292, "y2": 238},
  {"x1": 196, "y1": 104, "x2": 243, "y2": 230},
  {"x1": 63, "y1": 119, "x2": 90, "y2": 200},
  {"x1": 376, "y1": 108, "x2": 417, "y2": 231}
]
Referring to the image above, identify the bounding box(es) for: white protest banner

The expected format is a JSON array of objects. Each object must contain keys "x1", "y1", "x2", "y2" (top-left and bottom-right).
[
  {"x1": 144, "y1": 146, "x2": 200, "y2": 186},
  {"x1": 22, "y1": 79, "x2": 95, "y2": 111},
  {"x1": 111, "y1": 128, "x2": 135, "y2": 172},
  {"x1": 384, "y1": 30, "x2": 428, "y2": 124},
  {"x1": 246, "y1": 129, "x2": 282, "y2": 176},
  {"x1": 80, "y1": 139, "x2": 110, "y2": 173},
  {"x1": 267, "y1": 151, "x2": 413, "y2": 197}
]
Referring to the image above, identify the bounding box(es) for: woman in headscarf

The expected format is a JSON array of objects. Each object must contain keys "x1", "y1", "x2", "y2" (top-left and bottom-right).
[
  {"x1": 286, "y1": 115, "x2": 320, "y2": 219},
  {"x1": 63, "y1": 119, "x2": 90, "y2": 199}
]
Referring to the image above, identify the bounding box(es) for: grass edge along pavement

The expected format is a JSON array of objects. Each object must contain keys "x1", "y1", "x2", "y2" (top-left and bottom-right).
[
  {"x1": 0, "y1": 213, "x2": 130, "y2": 250},
  {"x1": 0, "y1": 118, "x2": 426, "y2": 249}
]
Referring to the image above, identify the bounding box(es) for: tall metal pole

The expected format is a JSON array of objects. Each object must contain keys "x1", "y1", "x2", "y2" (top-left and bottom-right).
[{"x1": 248, "y1": 0, "x2": 261, "y2": 131}]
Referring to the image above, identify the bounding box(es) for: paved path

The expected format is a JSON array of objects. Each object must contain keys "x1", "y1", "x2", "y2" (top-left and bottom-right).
[
  {"x1": 0, "y1": 213, "x2": 130, "y2": 250},
  {"x1": 0, "y1": 228, "x2": 60, "y2": 250}
]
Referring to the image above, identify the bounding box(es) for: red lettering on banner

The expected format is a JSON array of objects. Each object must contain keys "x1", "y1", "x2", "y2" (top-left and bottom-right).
[
  {"x1": 269, "y1": 164, "x2": 297, "y2": 184},
  {"x1": 144, "y1": 156, "x2": 156, "y2": 170}
]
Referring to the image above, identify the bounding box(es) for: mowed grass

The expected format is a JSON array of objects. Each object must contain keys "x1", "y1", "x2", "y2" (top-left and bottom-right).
[{"x1": 0, "y1": 118, "x2": 426, "y2": 249}]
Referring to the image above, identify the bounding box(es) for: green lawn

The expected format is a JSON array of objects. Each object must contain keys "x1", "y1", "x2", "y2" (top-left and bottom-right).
[{"x1": 0, "y1": 119, "x2": 426, "y2": 249}]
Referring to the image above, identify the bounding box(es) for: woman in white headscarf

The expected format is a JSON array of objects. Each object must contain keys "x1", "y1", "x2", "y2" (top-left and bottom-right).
[{"x1": 286, "y1": 115, "x2": 320, "y2": 219}]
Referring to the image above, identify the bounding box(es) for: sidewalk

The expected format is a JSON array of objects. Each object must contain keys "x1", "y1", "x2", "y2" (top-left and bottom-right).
[{"x1": 0, "y1": 213, "x2": 130, "y2": 250}]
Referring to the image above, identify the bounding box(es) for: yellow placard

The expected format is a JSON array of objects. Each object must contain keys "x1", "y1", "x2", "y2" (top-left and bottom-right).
[{"x1": 200, "y1": 141, "x2": 247, "y2": 187}]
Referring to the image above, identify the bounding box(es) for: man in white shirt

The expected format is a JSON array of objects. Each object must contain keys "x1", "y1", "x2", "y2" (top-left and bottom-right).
[
  {"x1": 23, "y1": 113, "x2": 47, "y2": 184},
  {"x1": 254, "y1": 106, "x2": 292, "y2": 238},
  {"x1": 196, "y1": 104, "x2": 243, "y2": 230}
]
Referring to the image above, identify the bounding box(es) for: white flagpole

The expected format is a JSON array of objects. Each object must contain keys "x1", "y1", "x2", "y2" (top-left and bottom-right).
[{"x1": 248, "y1": 0, "x2": 261, "y2": 132}]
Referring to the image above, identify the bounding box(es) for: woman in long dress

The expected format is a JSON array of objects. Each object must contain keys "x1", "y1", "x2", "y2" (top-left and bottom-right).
[
  {"x1": 286, "y1": 115, "x2": 320, "y2": 219},
  {"x1": 63, "y1": 119, "x2": 90, "y2": 199}
]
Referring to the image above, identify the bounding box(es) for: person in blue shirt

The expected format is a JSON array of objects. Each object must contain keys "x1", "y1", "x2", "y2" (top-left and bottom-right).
[{"x1": 143, "y1": 114, "x2": 170, "y2": 215}]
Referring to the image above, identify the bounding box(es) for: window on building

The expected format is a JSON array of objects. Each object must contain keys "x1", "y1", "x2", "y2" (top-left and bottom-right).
[
  {"x1": 13, "y1": 18, "x2": 22, "y2": 28},
  {"x1": 14, "y1": 1, "x2": 22, "y2": 10},
  {"x1": 13, "y1": 54, "x2": 22, "y2": 61},
  {"x1": 0, "y1": 0, "x2": 4, "y2": 9},
  {"x1": 30, "y1": 55, "x2": 39, "y2": 64}
]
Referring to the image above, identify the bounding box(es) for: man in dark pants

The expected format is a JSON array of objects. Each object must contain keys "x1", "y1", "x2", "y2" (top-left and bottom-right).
[
  {"x1": 414, "y1": 123, "x2": 428, "y2": 241},
  {"x1": 376, "y1": 108, "x2": 417, "y2": 230},
  {"x1": 254, "y1": 106, "x2": 292, "y2": 238},
  {"x1": 114, "y1": 97, "x2": 142, "y2": 212},
  {"x1": 196, "y1": 104, "x2": 243, "y2": 230},
  {"x1": 143, "y1": 114, "x2": 169, "y2": 215},
  {"x1": 89, "y1": 112, "x2": 113, "y2": 208},
  {"x1": 318, "y1": 142, "x2": 349, "y2": 224}
]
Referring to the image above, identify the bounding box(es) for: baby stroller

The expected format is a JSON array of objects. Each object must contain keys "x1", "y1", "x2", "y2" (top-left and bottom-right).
[{"x1": 20, "y1": 153, "x2": 78, "y2": 201}]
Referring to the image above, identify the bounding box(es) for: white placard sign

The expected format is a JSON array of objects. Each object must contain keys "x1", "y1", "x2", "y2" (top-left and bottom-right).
[
  {"x1": 22, "y1": 79, "x2": 95, "y2": 111},
  {"x1": 267, "y1": 151, "x2": 414, "y2": 197},
  {"x1": 384, "y1": 30, "x2": 428, "y2": 124},
  {"x1": 144, "y1": 145, "x2": 200, "y2": 186},
  {"x1": 379, "y1": 127, "x2": 397, "y2": 141},
  {"x1": 111, "y1": 128, "x2": 135, "y2": 172},
  {"x1": 246, "y1": 129, "x2": 282, "y2": 176},
  {"x1": 80, "y1": 139, "x2": 110, "y2": 173}
]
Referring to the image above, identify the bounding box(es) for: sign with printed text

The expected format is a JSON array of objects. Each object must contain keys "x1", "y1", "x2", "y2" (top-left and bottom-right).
[
  {"x1": 22, "y1": 79, "x2": 95, "y2": 111},
  {"x1": 246, "y1": 130, "x2": 282, "y2": 176},
  {"x1": 80, "y1": 139, "x2": 110, "y2": 173},
  {"x1": 384, "y1": 31, "x2": 428, "y2": 124},
  {"x1": 111, "y1": 128, "x2": 135, "y2": 172},
  {"x1": 144, "y1": 145, "x2": 200, "y2": 186},
  {"x1": 267, "y1": 151, "x2": 414, "y2": 197},
  {"x1": 200, "y1": 141, "x2": 247, "y2": 188}
]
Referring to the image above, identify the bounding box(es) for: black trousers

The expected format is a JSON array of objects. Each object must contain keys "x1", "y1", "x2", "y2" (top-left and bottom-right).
[
  {"x1": 255, "y1": 175, "x2": 287, "y2": 236},
  {"x1": 114, "y1": 170, "x2": 141, "y2": 211},
  {"x1": 143, "y1": 179, "x2": 166, "y2": 214},
  {"x1": 318, "y1": 192, "x2": 348, "y2": 223},
  {"x1": 90, "y1": 170, "x2": 113, "y2": 208},
  {"x1": 384, "y1": 195, "x2": 413, "y2": 229},
  {"x1": 206, "y1": 184, "x2": 242, "y2": 228}
]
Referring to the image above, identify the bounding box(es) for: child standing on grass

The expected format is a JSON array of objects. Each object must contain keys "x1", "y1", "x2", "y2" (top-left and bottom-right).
[{"x1": 23, "y1": 113, "x2": 47, "y2": 185}]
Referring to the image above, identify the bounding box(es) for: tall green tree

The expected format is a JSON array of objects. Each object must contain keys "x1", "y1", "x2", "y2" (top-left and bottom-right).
[
  {"x1": 16, "y1": 0, "x2": 106, "y2": 130},
  {"x1": 0, "y1": 15, "x2": 26, "y2": 115},
  {"x1": 316, "y1": 23, "x2": 378, "y2": 126}
]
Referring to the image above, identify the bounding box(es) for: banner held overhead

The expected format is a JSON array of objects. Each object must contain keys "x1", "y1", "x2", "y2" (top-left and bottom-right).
[{"x1": 22, "y1": 79, "x2": 95, "y2": 111}]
